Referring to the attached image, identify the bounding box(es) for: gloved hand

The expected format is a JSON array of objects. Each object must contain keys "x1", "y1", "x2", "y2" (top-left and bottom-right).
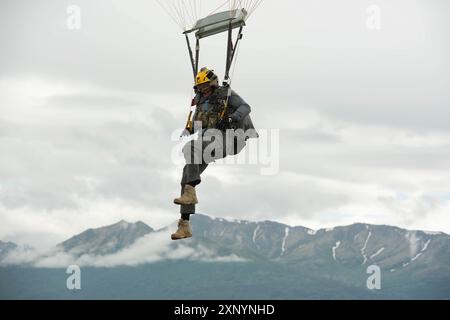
[
  {"x1": 218, "y1": 112, "x2": 240, "y2": 130},
  {"x1": 217, "y1": 116, "x2": 234, "y2": 131},
  {"x1": 180, "y1": 128, "x2": 192, "y2": 138}
]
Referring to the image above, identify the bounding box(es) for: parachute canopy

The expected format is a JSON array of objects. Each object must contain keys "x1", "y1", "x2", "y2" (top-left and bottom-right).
[
  {"x1": 156, "y1": 0, "x2": 262, "y2": 33},
  {"x1": 184, "y1": 8, "x2": 247, "y2": 39}
]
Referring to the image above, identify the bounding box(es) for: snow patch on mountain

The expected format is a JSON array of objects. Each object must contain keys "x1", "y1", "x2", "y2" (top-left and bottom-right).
[
  {"x1": 369, "y1": 247, "x2": 384, "y2": 260},
  {"x1": 422, "y1": 239, "x2": 431, "y2": 252},
  {"x1": 401, "y1": 239, "x2": 432, "y2": 268},
  {"x1": 252, "y1": 225, "x2": 261, "y2": 244},
  {"x1": 280, "y1": 227, "x2": 289, "y2": 255},
  {"x1": 424, "y1": 231, "x2": 441, "y2": 236},
  {"x1": 332, "y1": 241, "x2": 341, "y2": 261},
  {"x1": 361, "y1": 231, "x2": 372, "y2": 265},
  {"x1": 410, "y1": 253, "x2": 422, "y2": 262}
]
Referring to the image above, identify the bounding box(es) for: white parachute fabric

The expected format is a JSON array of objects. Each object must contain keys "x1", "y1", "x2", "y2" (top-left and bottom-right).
[{"x1": 156, "y1": 0, "x2": 263, "y2": 31}]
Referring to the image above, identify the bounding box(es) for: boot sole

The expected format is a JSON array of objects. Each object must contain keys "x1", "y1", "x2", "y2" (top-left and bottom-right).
[
  {"x1": 171, "y1": 234, "x2": 193, "y2": 240},
  {"x1": 173, "y1": 199, "x2": 198, "y2": 205}
]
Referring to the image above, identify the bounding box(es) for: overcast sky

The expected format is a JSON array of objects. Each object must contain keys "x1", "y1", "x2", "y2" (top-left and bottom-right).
[{"x1": 1, "y1": 0, "x2": 449, "y2": 249}]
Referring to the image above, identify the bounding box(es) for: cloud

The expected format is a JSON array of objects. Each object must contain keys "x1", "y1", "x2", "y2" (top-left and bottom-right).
[
  {"x1": 378, "y1": 192, "x2": 448, "y2": 226},
  {"x1": 195, "y1": 105, "x2": 450, "y2": 232},
  {"x1": 0, "y1": 227, "x2": 248, "y2": 268},
  {"x1": 0, "y1": 76, "x2": 186, "y2": 218}
]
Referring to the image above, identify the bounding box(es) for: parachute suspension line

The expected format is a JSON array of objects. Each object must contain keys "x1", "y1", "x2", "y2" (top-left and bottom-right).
[
  {"x1": 192, "y1": 0, "x2": 200, "y2": 23},
  {"x1": 187, "y1": 0, "x2": 196, "y2": 24},
  {"x1": 155, "y1": 0, "x2": 183, "y2": 29},
  {"x1": 239, "y1": 0, "x2": 251, "y2": 11},
  {"x1": 179, "y1": 0, "x2": 189, "y2": 26},
  {"x1": 226, "y1": 0, "x2": 263, "y2": 20},
  {"x1": 168, "y1": 1, "x2": 186, "y2": 30},
  {"x1": 247, "y1": 0, "x2": 263, "y2": 18},
  {"x1": 233, "y1": 0, "x2": 242, "y2": 11},
  {"x1": 181, "y1": 0, "x2": 195, "y2": 29},
  {"x1": 178, "y1": 0, "x2": 191, "y2": 29},
  {"x1": 166, "y1": 0, "x2": 180, "y2": 28},
  {"x1": 208, "y1": 0, "x2": 230, "y2": 16}
]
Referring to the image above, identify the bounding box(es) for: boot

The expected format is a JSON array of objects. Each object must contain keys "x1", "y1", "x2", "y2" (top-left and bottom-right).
[
  {"x1": 174, "y1": 184, "x2": 198, "y2": 205},
  {"x1": 171, "y1": 219, "x2": 193, "y2": 240}
]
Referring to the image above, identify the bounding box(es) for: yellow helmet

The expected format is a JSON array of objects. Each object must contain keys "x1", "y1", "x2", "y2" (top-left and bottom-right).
[{"x1": 195, "y1": 67, "x2": 218, "y2": 86}]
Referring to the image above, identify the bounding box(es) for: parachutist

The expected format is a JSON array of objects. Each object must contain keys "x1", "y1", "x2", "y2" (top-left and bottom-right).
[
  {"x1": 171, "y1": 68, "x2": 258, "y2": 240},
  {"x1": 156, "y1": 1, "x2": 264, "y2": 240}
]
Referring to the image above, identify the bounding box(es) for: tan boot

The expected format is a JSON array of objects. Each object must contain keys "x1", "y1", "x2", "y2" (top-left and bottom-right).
[
  {"x1": 174, "y1": 185, "x2": 198, "y2": 205},
  {"x1": 171, "y1": 219, "x2": 193, "y2": 240}
]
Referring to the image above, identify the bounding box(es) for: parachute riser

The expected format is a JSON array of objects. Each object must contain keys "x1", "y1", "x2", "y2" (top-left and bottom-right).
[
  {"x1": 223, "y1": 24, "x2": 243, "y2": 86},
  {"x1": 195, "y1": 38, "x2": 200, "y2": 76},
  {"x1": 185, "y1": 34, "x2": 196, "y2": 79},
  {"x1": 221, "y1": 24, "x2": 243, "y2": 121}
]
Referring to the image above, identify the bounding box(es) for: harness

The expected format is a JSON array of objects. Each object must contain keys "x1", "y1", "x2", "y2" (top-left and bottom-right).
[{"x1": 193, "y1": 87, "x2": 231, "y2": 129}]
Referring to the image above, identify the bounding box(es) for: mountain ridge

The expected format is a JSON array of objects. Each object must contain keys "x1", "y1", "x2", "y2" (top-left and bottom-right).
[{"x1": 1, "y1": 214, "x2": 449, "y2": 299}]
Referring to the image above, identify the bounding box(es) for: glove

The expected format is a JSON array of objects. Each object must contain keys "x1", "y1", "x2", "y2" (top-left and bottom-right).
[
  {"x1": 217, "y1": 116, "x2": 234, "y2": 131},
  {"x1": 180, "y1": 128, "x2": 192, "y2": 138}
]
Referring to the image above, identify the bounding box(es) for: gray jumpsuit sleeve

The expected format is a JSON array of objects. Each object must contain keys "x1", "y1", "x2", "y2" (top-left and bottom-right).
[{"x1": 228, "y1": 90, "x2": 251, "y2": 122}]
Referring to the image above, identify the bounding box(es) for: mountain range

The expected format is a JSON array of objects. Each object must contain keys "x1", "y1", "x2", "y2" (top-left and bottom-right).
[{"x1": 1, "y1": 214, "x2": 449, "y2": 299}]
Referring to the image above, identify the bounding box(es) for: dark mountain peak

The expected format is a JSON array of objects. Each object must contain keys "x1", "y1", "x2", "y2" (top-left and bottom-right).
[
  {"x1": 106, "y1": 220, "x2": 153, "y2": 231},
  {"x1": 0, "y1": 240, "x2": 17, "y2": 247},
  {"x1": 0, "y1": 240, "x2": 18, "y2": 261},
  {"x1": 59, "y1": 220, "x2": 154, "y2": 256}
]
